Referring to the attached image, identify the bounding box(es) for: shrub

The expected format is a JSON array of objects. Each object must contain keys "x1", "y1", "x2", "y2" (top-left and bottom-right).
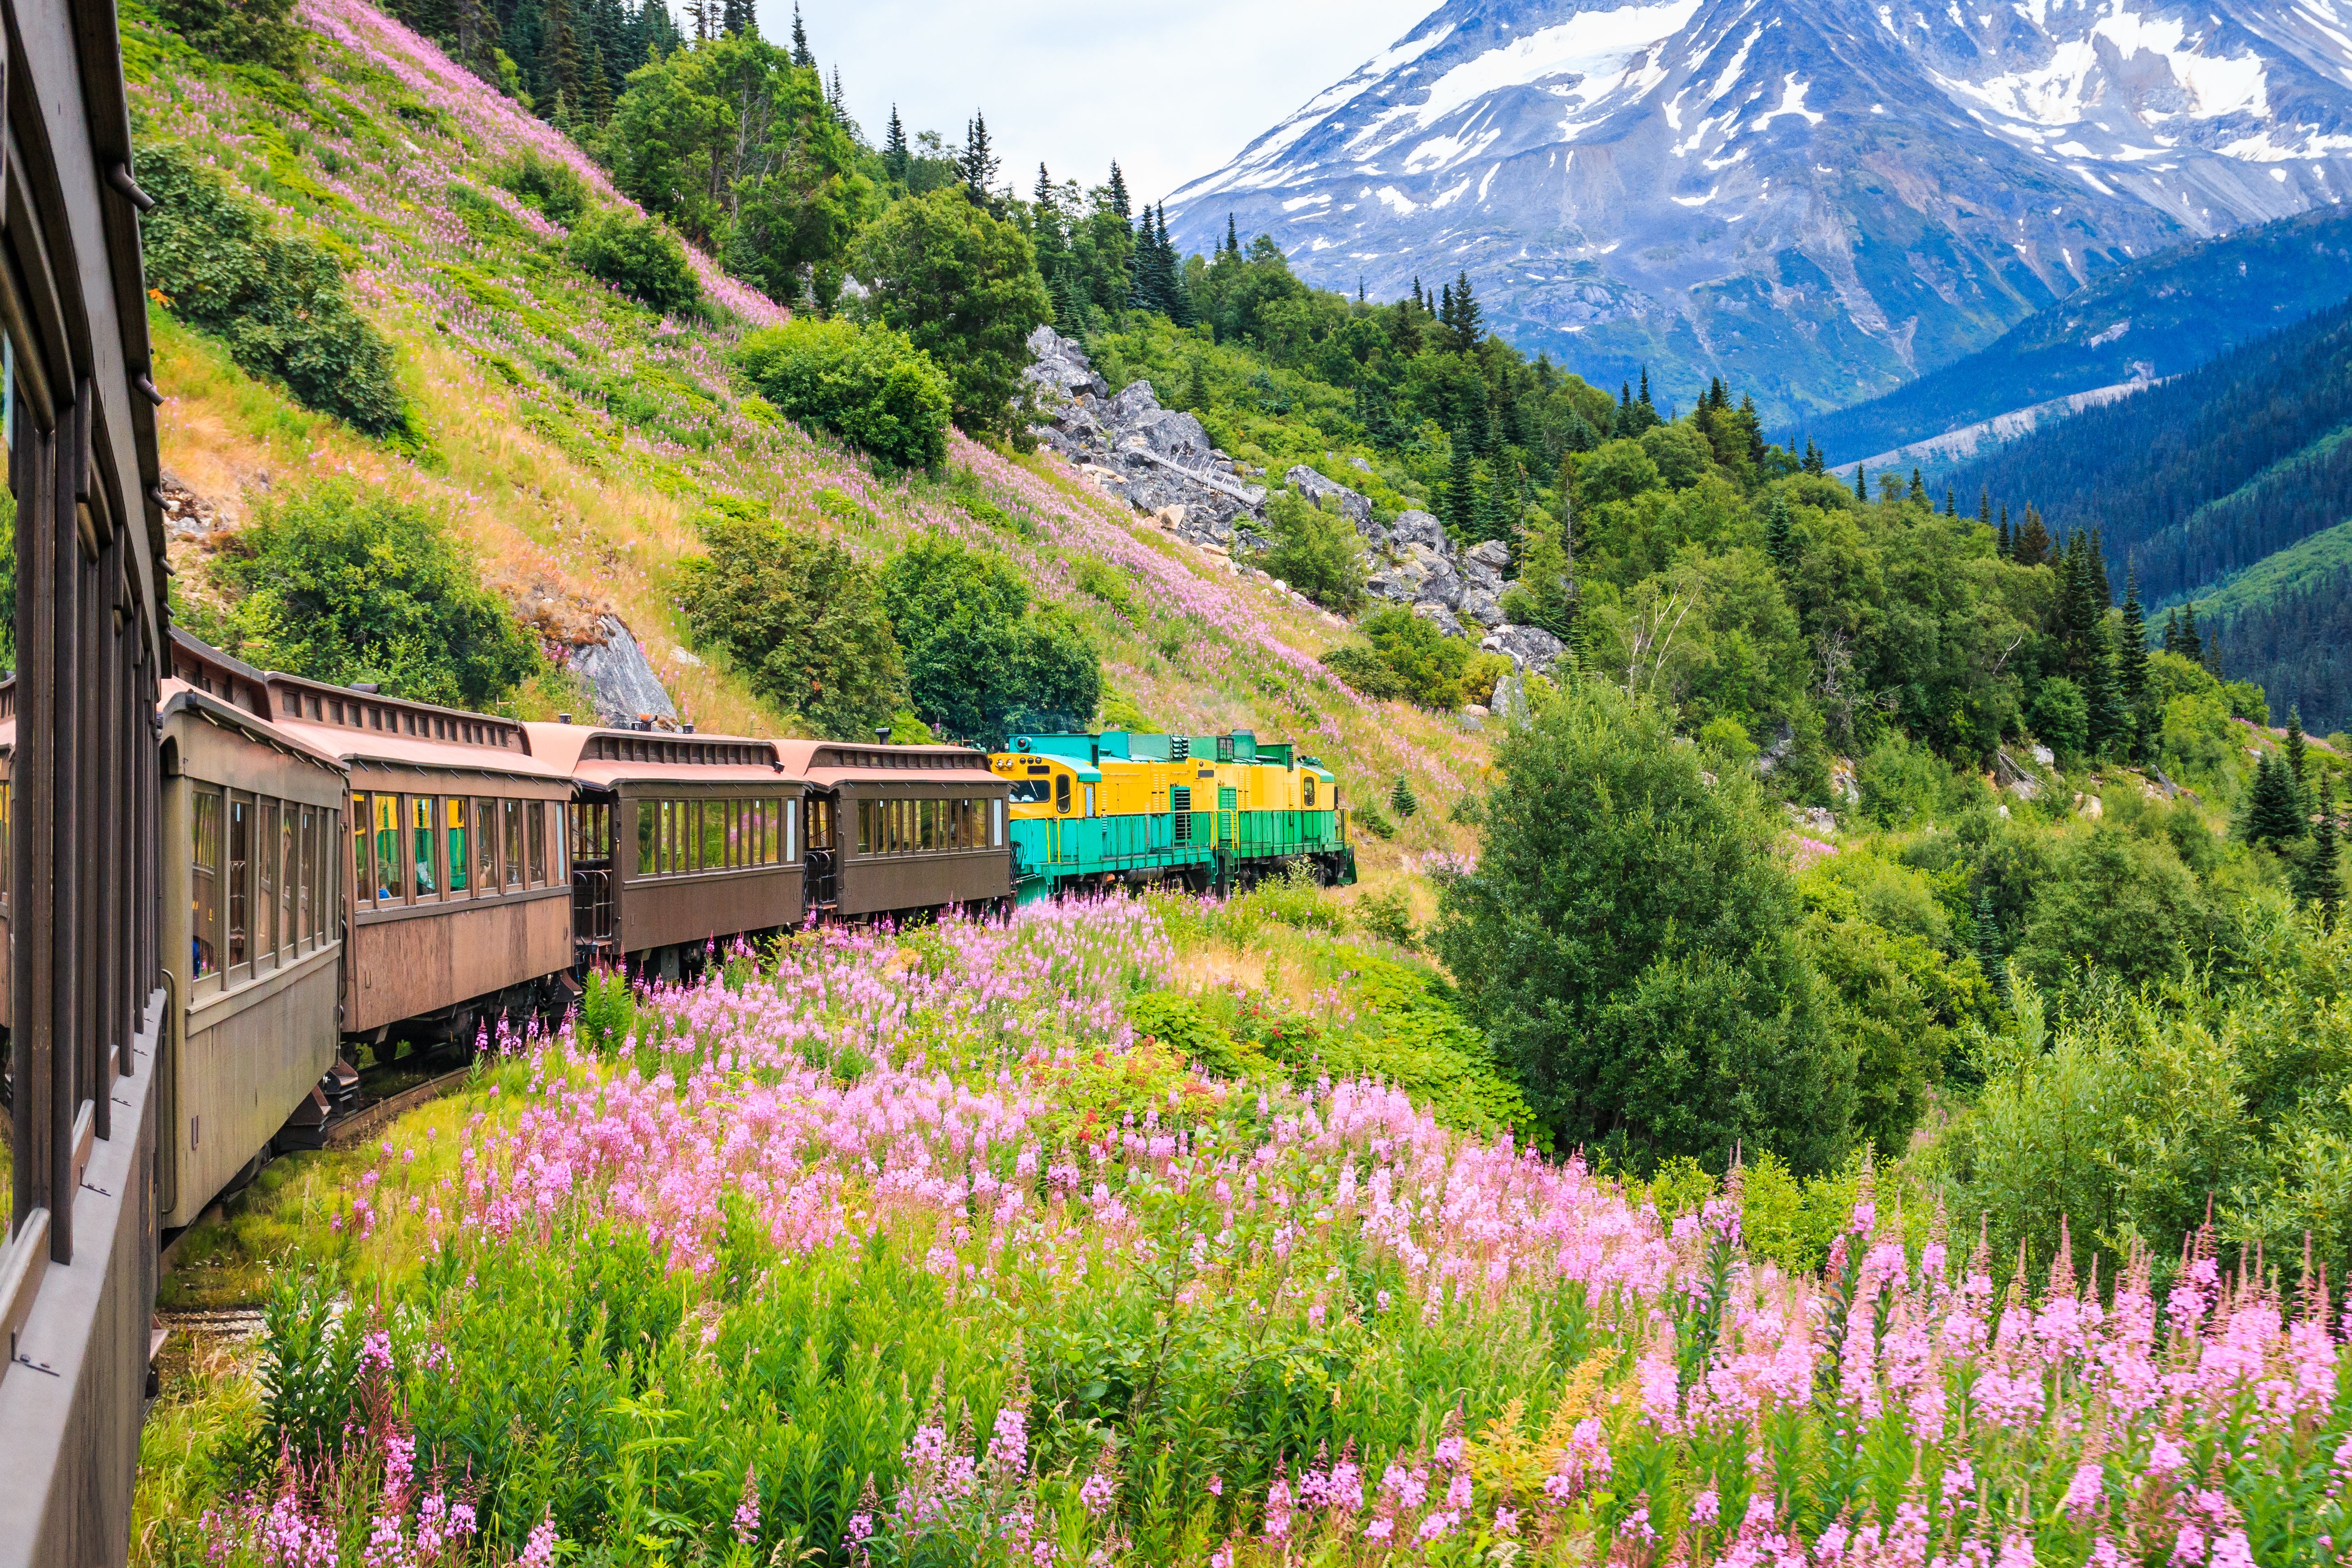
[
  {"x1": 157, "y1": 0, "x2": 303, "y2": 71},
  {"x1": 138, "y1": 144, "x2": 407, "y2": 436},
  {"x1": 731, "y1": 318, "x2": 951, "y2": 473},
  {"x1": 568, "y1": 209, "x2": 699, "y2": 315},
  {"x1": 1354, "y1": 885, "x2": 1415, "y2": 947},
  {"x1": 1317, "y1": 642, "x2": 1407, "y2": 702},
  {"x1": 1253, "y1": 490, "x2": 1366, "y2": 612},
  {"x1": 880, "y1": 534, "x2": 1099, "y2": 746},
  {"x1": 853, "y1": 187, "x2": 1052, "y2": 441},
  {"x1": 1347, "y1": 607, "x2": 1476, "y2": 710},
  {"x1": 2029, "y1": 675, "x2": 2089, "y2": 760},
  {"x1": 210, "y1": 482, "x2": 542, "y2": 707},
  {"x1": 492, "y1": 149, "x2": 588, "y2": 226},
  {"x1": 676, "y1": 515, "x2": 903, "y2": 739},
  {"x1": 1434, "y1": 680, "x2": 1857, "y2": 1174}
]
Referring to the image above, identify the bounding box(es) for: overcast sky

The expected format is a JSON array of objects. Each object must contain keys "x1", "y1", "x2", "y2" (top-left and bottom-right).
[{"x1": 754, "y1": 0, "x2": 1436, "y2": 206}]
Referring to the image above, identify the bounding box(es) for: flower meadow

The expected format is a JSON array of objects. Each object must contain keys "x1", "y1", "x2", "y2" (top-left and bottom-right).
[{"x1": 140, "y1": 897, "x2": 2352, "y2": 1568}]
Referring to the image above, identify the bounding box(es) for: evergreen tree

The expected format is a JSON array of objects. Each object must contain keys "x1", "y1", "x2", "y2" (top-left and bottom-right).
[
  {"x1": 1908, "y1": 468, "x2": 1927, "y2": 505},
  {"x1": 1390, "y1": 775, "x2": 1419, "y2": 819},
  {"x1": 1106, "y1": 162, "x2": 1130, "y2": 221},
  {"x1": 2013, "y1": 505, "x2": 2052, "y2": 567},
  {"x1": 2306, "y1": 774, "x2": 2343, "y2": 922},
  {"x1": 1854, "y1": 465, "x2": 1868, "y2": 503},
  {"x1": 1764, "y1": 491, "x2": 1794, "y2": 572},
  {"x1": 721, "y1": 0, "x2": 754, "y2": 35},
  {"x1": 1974, "y1": 882, "x2": 2010, "y2": 1005},
  {"x1": 1944, "y1": 484, "x2": 1957, "y2": 517},
  {"x1": 2088, "y1": 527, "x2": 2112, "y2": 608},
  {"x1": 1637, "y1": 367, "x2": 1653, "y2": 409},
  {"x1": 882, "y1": 106, "x2": 910, "y2": 187},
  {"x1": 959, "y1": 111, "x2": 999, "y2": 198},
  {"x1": 789, "y1": 0, "x2": 812, "y2": 64},
  {"x1": 1032, "y1": 161, "x2": 1053, "y2": 207},
  {"x1": 1998, "y1": 503, "x2": 2012, "y2": 557},
  {"x1": 2162, "y1": 606, "x2": 2182, "y2": 654},
  {"x1": 580, "y1": 38, "x2": 612, "y2": 123},
  {"x1": 1451, "y1": 271, "x2": 1482, "y2": 351},
  {"x1": 2245, "y1": 752, "x2": 2309, "y2": 846},
  {"x1": 1444, "y1": 435, "x2": 1478, "y2": 539},
  {"x1": 2118, "y1": 570, "x2": 2151, "y2": 757},
  {"x1": 2179, "y1": 601, "x2": 2204, "y2": 664},
  {"x1": 2288, "y1": 704, "x2": 2310, "y2": 802},
  {"x1": 1157, "y1": 206, "x2": 1195, "y2": 327},
  {"x1": 2085, "y1": 623, "x2": 2127, "y2": 759},
  {"x1": 1979, "y1": 487, "x2": 1991, "y2": 528},
  {"x1": 1225, "y1": 213, "x2": 1238, "y2": 256}
]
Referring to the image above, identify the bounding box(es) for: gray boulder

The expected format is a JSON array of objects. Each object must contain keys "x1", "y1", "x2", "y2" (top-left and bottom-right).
[
  {"x1": 1136, "y1": 408, "x2": 1216, "y2": 464},
  {"x1": 1463, "y1": 539, "x2": 1511, "y2": 590},
  {"x1": 1389, "y1": 510, "x2": 1448, "y2": 553},
  {"x1": 1024, "y1": 324, "x2": 1109, "y2": 401},
  {"x1": 1490, "y1": 672, "x2": 1531, "y2": 725},
  {"x1": 1412, "y1": 602, "x2": 1465, "y2": 639},
  {"x1": 1481, "y1": 623, "x2": 1566, "y2": 675},
  {"x1": 1458, "y1": 588, "x2": 1505, "y2": 628},
  {"x1": 1284, "y1": 465, "x2": 1374, "y2": 528},
  {"x1": 1413, "y1": 566, "x2": 1463, "y2": 611},
  {"x1": 573, "y1": 615, "x2": 679, "y2": 727},
  {"x1": 1106, "y1": 379, "x2": 1163, "y2": 425}
]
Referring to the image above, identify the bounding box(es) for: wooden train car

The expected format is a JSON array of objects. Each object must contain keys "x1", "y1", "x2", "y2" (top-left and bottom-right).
[
  {"x1": 520, "y1": 723, "x2": 806, "y2": 979},
  {"x1": 265, "y1": 678, "x2": 576, "y2": 1044},
  {"x1": 155, "y1": 638, "x2": 348, "y2": 1228},
  {"x1": 772, "y1": 740, "x2": 1011, "y2": 921}
]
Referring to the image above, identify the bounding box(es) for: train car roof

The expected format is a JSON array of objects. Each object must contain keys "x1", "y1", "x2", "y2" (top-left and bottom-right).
[
  {"x1": 771, "y1": 738, "x2": 1002, "y2": 787},
  {"x1": 520, "y1": 722, "x2": 803, "y2": 787},
  {"x1": 158, "y1": 679, "x2": 350, "y2": 775}
]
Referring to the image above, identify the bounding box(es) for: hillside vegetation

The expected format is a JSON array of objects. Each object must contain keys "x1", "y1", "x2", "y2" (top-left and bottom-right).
[{"x1": 125, "y1": 0, "x2": 1483, "y2": 865}]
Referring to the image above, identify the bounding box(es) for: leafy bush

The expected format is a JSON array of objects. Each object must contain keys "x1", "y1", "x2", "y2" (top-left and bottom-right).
[
  {"x1": 156, "y1": 0, "x2": 303, "y2": 71},
  {"x1": 1252, "y1": 490, "x2": 1366, "y2": 612},
  {"x1": 1351, "y1": 607, "x2": 1481, "y2": 710},
  {"x1": 1436, "y1": 680, "x2": 1858, "y2": 1174},
  {"x1": 677, "y1": 515, "x2": 903, "y2": 738},
  {"x1": 568, "y1": 208, "x2": 699, "y2": 315},
  {"x1": 492, "y1": 149, "x2": 588, "y2": 225},
  {"x1": 879, "y1": 534, "x2": 1099, "y2": 746},
  {"x1": 210, "y1": 482, "x2": 542, "y2": 707},
  {"x1": 138, "y1": 144, "x2": 407, "y2": 436},
  {"x1": 732, "y1": 317, "x2": 951, "y2": 473},
  {"x1": 1317, "y1": 642, "x2": 1407, "y2": 702},
  {"x1": 853, "y1": 187, "x2": 1052, "y2": 441},
  {"x1": 1353, "y1": 885, "x2": 1415, "y2": 947}
]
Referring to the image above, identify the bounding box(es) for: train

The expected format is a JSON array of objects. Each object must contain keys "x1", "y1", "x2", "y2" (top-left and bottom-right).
[{"x1": 0, "y1": 631, "x2": 1354, "y2": 1236}]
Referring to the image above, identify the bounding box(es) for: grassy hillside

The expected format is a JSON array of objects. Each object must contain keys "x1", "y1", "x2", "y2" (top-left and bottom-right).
[{"x1": 129, "y1": 0, "x2": 1482, "y2": 875}]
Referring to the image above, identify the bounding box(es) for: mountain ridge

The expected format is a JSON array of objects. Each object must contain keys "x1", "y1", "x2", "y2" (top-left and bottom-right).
[{"x1": 1166, "y1": 0, "x2": 2352, "y2": 424}]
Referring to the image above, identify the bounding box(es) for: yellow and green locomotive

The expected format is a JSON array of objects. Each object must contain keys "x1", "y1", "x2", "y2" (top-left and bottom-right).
[{"x1": 989, "y1": 730, "x2": 1355, "y2": 903}]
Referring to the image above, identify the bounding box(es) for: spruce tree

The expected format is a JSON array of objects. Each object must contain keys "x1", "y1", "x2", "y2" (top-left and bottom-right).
[
  {"x1": 1944, "y1": 485, "x2": 1957, "y2": 517},
  {"x1": 2307, "y1": 774, "x2": 2343, "y2": 923},
  {"x1": 2288, "y1": 704, "x2": 2310, "y2": 803},
  {"x1": 881, "y1": 108, "x2": 909, "y2": 184},
  {"x1": 1998, "y1": 503, "x2": 2011, "y2": 557},
  {"x1": 1974, "y1": 882, "x2": 2010, "y2": 1004},
  {"x1": 1391, "y1": 775, "x2": 1419, "y2": 819},
  {"x1": 1637, "y1": 366, "x2": 1653, "y2": 409},
  {"x1": 2162, "y1": 606, "x2": 2182, "y2": 655},
  {"x1": 581, "y1": 38, "x2": 612, "y2": 123},
  {"x1": 2246, "y1": 753, "x2": 2308, "y2": 846},
  {"x1": 1979, "y1": 487, "x2": 1991, "y2": 528},
  {"x1": 2013, "y1": 505, "x2": 2052, "y2": 567},
  {"x1": 960, "y1": 111, "x2": 999, "y2": 197},
  {"x1": 1854, "y1": 465, "x2": 1868, "y2": 503},
  {"x1": 1225, "y1": 213, "x2": 1238, "y2": 256},
  {"x1": 1106, "y1": 162, "x2": 1131, "y2": 221},
  {"x1": 2088, "y1": 527, "x2": 2112, "y2": 608},
  {"x1": 1444, "y1": 436, "x2": 1478, "y2": 540},
  {"x1": 1158, "y1": 206, "x2": 1196, "y2": 327},
  {"x1": 1908, "y1": 468, "x2": 1927, "y2": 505},
  {"x1": 1764, "y1": 491, "x2": 1794, "y2": 572},
  {"x1": 2179, "y1": 601, "x2": 2204, "y2": 664},
  {"x1": 789, "y1": 0, "x2": 812, "y2": 64},
  {"x1": 1452, "y1": 271, "x2": 1483, "y2": 351}
]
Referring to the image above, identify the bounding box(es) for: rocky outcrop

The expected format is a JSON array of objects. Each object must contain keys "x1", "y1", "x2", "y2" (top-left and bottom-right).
[
  {"x1": 571, "y1": 614, "x2": 678, "y2": 728},
  {"x1": 1479, "y1": 623, "x2": 1566, "y2": 677}
]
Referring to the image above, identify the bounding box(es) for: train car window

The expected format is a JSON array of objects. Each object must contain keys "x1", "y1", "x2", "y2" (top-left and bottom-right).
[
  {"x1": 1084, "y1": 786, "x2": 1095, "y2": 818},
  {"x1": 528, "y1": 799, "x2": 549, "y2": 886},
  {"x1": 1055, "y1": 776, "x2": 1072, "y2": 815},
  {"x1": 256, "y1": 800, "x2": 277, "y2": 959},
  {"x1": 636, "y1": 800, "x2": 655, "y2": 878},
  {"x1": 504, "y1": 799, "x2": 526, "y2": 888},
  {"x1": 280, "y1": 808, "x2": 298, "y2": 954},
  {"x1": 228, "y1": 796, "x2": 250, "y2": 968},
  {"x1": 781, "y1": 798, "x2": 796, "y2": 862},
  {"x1": 725, "y1": 800, "x2": 743, "y2": 869},
  {"x1": 351, "y1": 798, "x2": 372, "y2": 909},
  {"x1": 377, "y1": 794, "x2": 405, "y2": 903},
  {"x1": 445, "y1": 798, "x2": 469, "y2": 897},
  {"x1": 1007, "y1": 781, "x2": 1048, "y2": 803},
  {"x1": 192, "y1": 788, "x2": 223, "y2": 980},
  {"x1": 993, "y1": 797, "x2": 1005, "y2": 846},
  {"x1": 412, "y1": 796, "x2": 441, "y2": 899},
  {"x1": 469, "y1": 798, "x2": 494, "y2": 893},
  {"x1": 293, "y1": 807, "x2": 311, "y2": 951},
  {"x1": 918, "y1": 798, "x2": 934, "y2": 850},
  {"x1": 550, "y1": 802, "x2": 567, "y2": 882}
]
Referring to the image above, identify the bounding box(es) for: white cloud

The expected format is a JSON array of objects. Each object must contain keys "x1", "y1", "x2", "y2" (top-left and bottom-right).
[{"x1": 760, "y1": 0, "x2": 1438, "y2": 205}]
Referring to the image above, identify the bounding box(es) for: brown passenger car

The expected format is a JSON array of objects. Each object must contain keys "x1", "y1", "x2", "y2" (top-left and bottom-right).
[
  {"x1": 523, "y1": 724, "x2": 806, "y2": 979},
  {"x1": 773, "y1": 741, "x2": 1012, "y2": 921},
  {"x1": 265, "y1": 678, "x2": 575, "y2": 1044},
  {"x1": 155, "y1": 638, "x2": 348, "y2": 1228}
]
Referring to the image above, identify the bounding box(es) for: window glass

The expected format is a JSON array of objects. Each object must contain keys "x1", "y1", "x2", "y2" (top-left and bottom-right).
[
  {"x1": 550, "y1": 802, "x2": 566, "y2": 882},
  {"x1": 413, "y1": 795, "x2": 440, "y2": 898},
  {"x1": 1304, "y1": 776, "x2": 1316, "y2": 807},
  {"x1": 1007, "y1": 781, "x2": 1048, "y2": 803},
  {"x1": 993, "y1": 797, "x2": 1004, "y2": 846},
  {"x1": 192, "y1": 788, "x2": 222, "y2": 979},
  {"x1": 376, "y1": 793, "x2": 405, "y2": 902},
  {"x1": 774, "y1": 798, "x2": 788, "y2": 863},
  {"x1": 1056, "y1": 776, "x2": 1072, "y2": 815},
  {"x1": 228, "y1": 796, "x2": 250, "y2": 967},
  {"x1": 504, "y1": 798, "x2": 525, "y2": 887},
  {"x1": 528, "y1": 797, "x2": 547, "y2": 885},
  {"x1": 280, "y1": 803, "x2": 297, "y2": 952},
  {"x1": 701, "y1": 799, "x2": 724, "y2": 871},
  {"x1": 446, "y1": 797, "x2": 469, "y2": 895},
  {"x1": 351, "y1": 797, "x2": 372, "y2": 910},
  {"x1": 256, "y1": 800, "x2": 277, "y2": 959},
  {"x1": 474, "y1": 798, "x2": 498, "y2": 893},
  {"x1": 857, "y1": 798, "x2": 871, "y2": 854},
  {"x1": 1084, "y1": 786, "x2": 1095, "y2": 819},
  {"x1": 637, "y1": 798, "x2": 655, "y2": 878},
  {"x1": 726, "y1": 801, "x2": 743, "y2": 868}
]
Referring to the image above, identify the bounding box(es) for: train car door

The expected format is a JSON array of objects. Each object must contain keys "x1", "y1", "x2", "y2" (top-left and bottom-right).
[
  {"x1": 569, "y1": 791, "x2": 615, "y2": 964},
  {"x1": 804, "y1": 791, "x2": 837, "y2": 914}
]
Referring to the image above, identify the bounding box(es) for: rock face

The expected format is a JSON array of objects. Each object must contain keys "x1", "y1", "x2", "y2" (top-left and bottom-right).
[
  {"x1": 1165, "y1": 0, "x2": 2352, "y2": 425},
  {"x1": 572, "y1": 614, "x2": 678, "y2": 728},
  {"x1": 1480, "y1": 623, "x2": 1566, "y2": 677},
  {"x1": 1025, "y1": 324, "x2": 1569, "y2": 657}
]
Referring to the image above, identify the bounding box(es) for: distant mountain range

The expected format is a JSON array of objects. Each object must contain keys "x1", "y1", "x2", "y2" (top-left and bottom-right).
[
  {"x1": 1934, "y1": 296, "x2": 2352, "y2": 730},
  {"x1": 1796, "y1": 202, "x2": 2352, "y2": 471},
  {"x1": 1166, "y1": 0, "x2": 2352, "y2": 426}
]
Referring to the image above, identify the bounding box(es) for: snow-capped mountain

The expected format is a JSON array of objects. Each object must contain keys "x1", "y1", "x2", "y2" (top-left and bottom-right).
[{"x1": 1166, "y1": 0, "x2": 2352, "y2": 425}]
